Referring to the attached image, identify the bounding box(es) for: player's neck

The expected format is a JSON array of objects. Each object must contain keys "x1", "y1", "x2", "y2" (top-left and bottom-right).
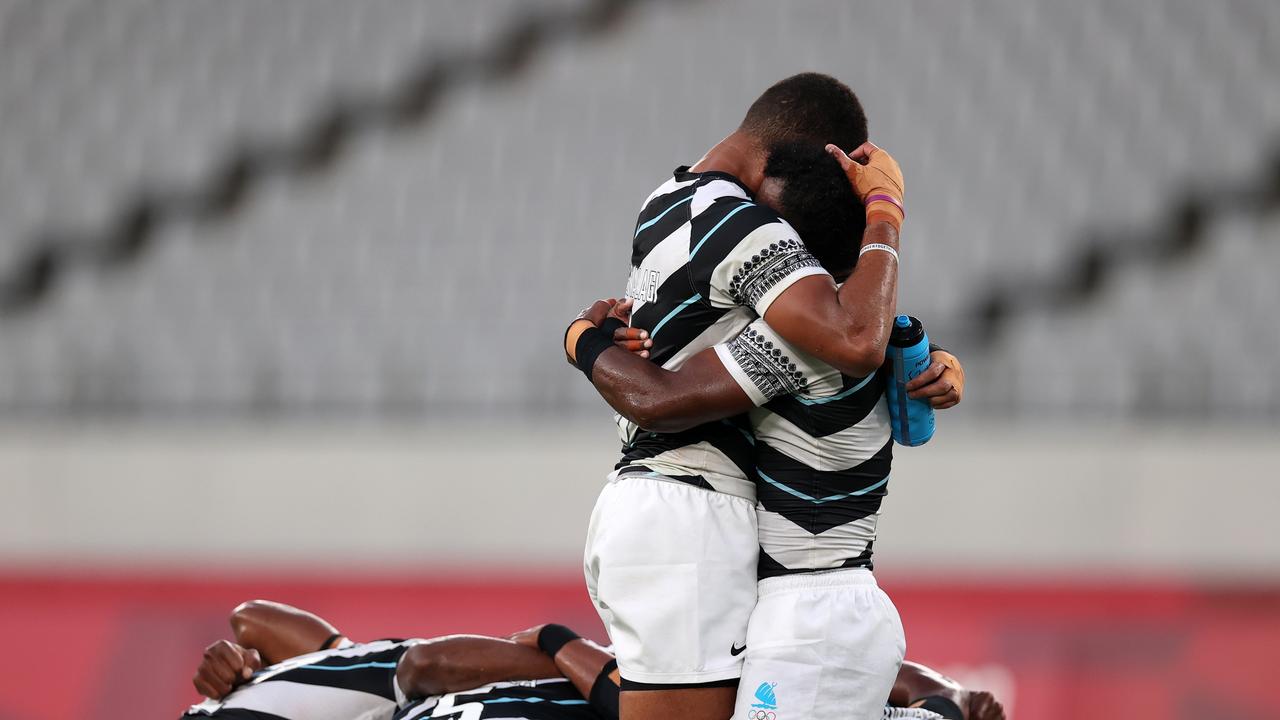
[{"x1": 689, "y1": 130, "x2": 765, "y2": 194}]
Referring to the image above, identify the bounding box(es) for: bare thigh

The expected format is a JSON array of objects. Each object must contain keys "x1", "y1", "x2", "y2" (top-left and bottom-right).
[{"x1": 621, "y1": 686, "x2": 738, "y2": 720}]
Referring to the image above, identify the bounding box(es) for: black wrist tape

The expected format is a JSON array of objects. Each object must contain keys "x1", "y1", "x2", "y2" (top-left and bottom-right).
[
  {"x1": 589, "y1": 659, "x2": 619, "y2": 720},
  {"x1": 536, "y1": 623, "x2": 580, "y2": 658},
  {"x1": 318, "y1": 633, "x2": 344, "y2": 652},
  {"x1": 917, "y1": 695, "x2": 964, "y2": 720},
  {"x1": 573, "y1": 326, "x2": 614, "y2": 381},
  {"x1": 928, "y1": 342, "x2": 946, "y2": 355},
  {"x1": 599, "y1": 317, "x2": 626, "y2": 338}
]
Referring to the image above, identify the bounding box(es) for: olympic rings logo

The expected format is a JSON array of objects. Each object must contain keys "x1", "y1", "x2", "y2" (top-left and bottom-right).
[{"x1": 749, "y1": 711, "x2": 776, "y2": 720}]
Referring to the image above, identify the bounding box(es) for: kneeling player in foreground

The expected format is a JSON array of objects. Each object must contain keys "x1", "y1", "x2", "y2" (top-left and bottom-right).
[{"x1": 182, "y1": 600, "x2": 1004, "y2": 720}]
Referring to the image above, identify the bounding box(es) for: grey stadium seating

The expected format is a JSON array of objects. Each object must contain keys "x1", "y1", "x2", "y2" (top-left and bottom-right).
[{"x1": 0, "y1": 0, "x2": 1275, "y2": 418}]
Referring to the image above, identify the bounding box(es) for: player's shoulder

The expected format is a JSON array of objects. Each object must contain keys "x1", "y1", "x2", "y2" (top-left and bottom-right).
[
  {"x1": 641, "y1": 172, "x2": 694, "y2": 209},
  {"x1": 714, "y1": 196, "x2": 786, "y2": 223},
  {"x1": 697, "y1": 196, "x2": 797, "y2": 246},
  {"x1": 641, "y1": 165, "x2": 724, "y2": 210},
  {"x1": 713, "y1": 202, "x2": 803, "y2": 265}
]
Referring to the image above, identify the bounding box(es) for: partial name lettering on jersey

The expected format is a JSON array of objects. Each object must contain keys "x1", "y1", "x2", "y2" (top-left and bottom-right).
[
  {"x1": 613, "y1": 166, "x2": 830, "y2": 499},
  {"x1": 625, "y1": 265, "x2": 661, "y2": 306}
]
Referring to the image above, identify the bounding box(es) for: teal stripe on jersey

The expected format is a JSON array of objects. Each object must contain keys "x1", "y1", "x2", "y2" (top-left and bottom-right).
[
  {"x1": 689, "y1": 202, "x2": 753, "y2": 259},
  {"x1": 298, "y1": 661, "x2": 399, "y2": 671},
  {"x1": 650, "y1": 293, "x2": 702, "y2": 337},
  {"x1": 758, "y1": 470, "x2": 889, "y2": 504},
  {"x1": 635, "y1": 195, "x2": 694, "y2": 237},
  {"x1": 794, "y1": 372, "x2": 878, "y2": 405}
]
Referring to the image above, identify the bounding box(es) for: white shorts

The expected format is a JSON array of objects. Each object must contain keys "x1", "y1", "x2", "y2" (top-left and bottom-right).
[
  {"x1": 583, "y1": 472, "x2": 759, "y2": 686},
  {"x1": 732, "y1": 568, "x2": 905, "y2": 720}
]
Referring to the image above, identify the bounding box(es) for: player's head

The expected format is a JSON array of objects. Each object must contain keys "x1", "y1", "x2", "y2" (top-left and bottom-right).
[
  {"x1": 758, "y1": 140, "x2": 864, "y2": 281},
  {"x1": 739, "y1": 73, "x2": 868, "y2": 153}
]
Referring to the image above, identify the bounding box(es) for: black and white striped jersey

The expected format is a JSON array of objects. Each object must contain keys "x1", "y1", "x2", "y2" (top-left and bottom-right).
[
  {"x1": 713, "y1": 316, "x2": 893, "y2": 579},
  {"x1": 394, "y1": 678, "x2": 600, "y2": 720},
  {"x1": 615, "y1": 167, "x2": 828, "y2": 499},
  {"x1": 181, "y1": 639, "x2": 413, "y2": 720},
  {"x1": 883, "y1": 708, "x2": 945, "y2": 720}
]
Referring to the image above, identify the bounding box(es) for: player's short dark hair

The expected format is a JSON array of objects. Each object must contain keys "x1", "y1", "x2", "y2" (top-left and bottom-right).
[
  {"x1": 764, "y1": 140, "x2": 864, "y2": 280},
  {"x1": 740, "y1": 73, "x2": 868, "y2": 152}
]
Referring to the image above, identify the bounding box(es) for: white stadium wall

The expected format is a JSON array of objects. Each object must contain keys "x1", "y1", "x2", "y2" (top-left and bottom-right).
[{"x1": 2, "y1": 419, "x2": 1276, "y2": 577}]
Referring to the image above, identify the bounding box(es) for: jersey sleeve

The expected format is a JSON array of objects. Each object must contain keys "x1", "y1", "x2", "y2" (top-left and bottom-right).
[
  {"x1": 713, "y1": 317, "x2": 840, "y2": 406},
  {"x1": 706, "y1": 213, "x2": 829, "y2": 315}
]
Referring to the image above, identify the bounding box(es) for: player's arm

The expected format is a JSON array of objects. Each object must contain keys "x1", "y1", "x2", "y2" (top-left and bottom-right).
[
  {"x1": 512, "y1": 624, "x2": 620, "y2": 720},
  {"x1": 590, "y1": 348, "x2": 751, "y2": 433},
  {"x1": 193, "y1": 599, "x2": 344, "y2": 699},
  {"x1": 568, "y1": 302, "x2": 965, "y2": 432},
  {"x1": 888, "y1": 661, "x2": 1006, "y2": 720},
  {"x1": 759, "y1": 143, "x2": 905, "y2": 378},
  {"x1": 565, "y1": 300, "x2": 755, "y2": 432},
  {"x1": 193, "y1": 640, "x2": 263, "y2": 700},
  {"x1": 907, "y1": 346, "x2": 965, "y2": 409},
  {"x1": 396, "y1": 635, "x2": 561, "y2": 700},
  {"x1": 230, "y1": 599, "x2": 345, "y2": 665}
]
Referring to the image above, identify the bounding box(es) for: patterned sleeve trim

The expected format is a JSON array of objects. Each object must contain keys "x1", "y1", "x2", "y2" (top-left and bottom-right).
[
  {"x1": 720, "y1": 326, "x2": 810, "y2": 403},
  {"x1": 727, "y1": 237, "x2": 824, "y2": 311}
]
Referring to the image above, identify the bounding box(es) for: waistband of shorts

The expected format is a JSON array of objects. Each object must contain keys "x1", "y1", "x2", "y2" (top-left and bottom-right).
[
  {"x1": 757, "y1": 567, "x2": 876, "y2": 596},
  {"x1": 608, "y1": 468, "x2": 755, "y2": 501}
]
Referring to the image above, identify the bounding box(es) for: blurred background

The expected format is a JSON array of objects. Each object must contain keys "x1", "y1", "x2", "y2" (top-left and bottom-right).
[{"x1": 0, "y1": 0, "x2": 1277, "y2": 718}]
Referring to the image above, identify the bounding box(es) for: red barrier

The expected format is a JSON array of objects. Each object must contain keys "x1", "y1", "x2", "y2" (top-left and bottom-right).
[{"x1": 1, "y1": 571, "x2": 1276, "y2": 720}]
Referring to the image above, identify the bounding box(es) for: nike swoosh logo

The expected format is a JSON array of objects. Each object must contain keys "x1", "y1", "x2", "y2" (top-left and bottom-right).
[{"x1": 730, "y1": 643, "x2": 747, "y2": 656}]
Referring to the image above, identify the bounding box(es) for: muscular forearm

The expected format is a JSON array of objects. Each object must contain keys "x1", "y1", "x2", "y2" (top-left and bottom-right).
[
  {"x1": 230, "y1": 600, "x2": 343, "y2": 665},
  {"x1": 397, "y1": 636, "x2": 561, "y2": 700},
  {"x1": 832, "y1": 222, "x2": 899, "y2": 371},
  {"x1": 553, "y1": 640, "x2": 619, "y2": 720},
  {"x1": 565, "y1": 300, "x2": 752, "y2": 431},
  {"x1": 763, "y1": 222, "x2": 899, "y2": 378},
  {"x1": 589, "y1": 347, "x2": 752, "y2": 433}
]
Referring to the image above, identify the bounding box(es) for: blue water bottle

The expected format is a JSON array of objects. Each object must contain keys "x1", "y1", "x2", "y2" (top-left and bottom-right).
[{"x1": 886, "y1": 315, "x2": 936, "y2": 446}]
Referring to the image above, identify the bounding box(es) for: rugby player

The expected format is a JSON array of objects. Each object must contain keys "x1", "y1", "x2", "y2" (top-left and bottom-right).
[
  {"x1": 562, "y1": 73, "x2": 932, "y2": 720},
  {"x1": 181, "y1": 600, "x2": 616, "y2": 720},
  {"x1": 570, "y1": 140, "x2": 964, "y2": 719},
  {"x1": 182, "y1": 600, "x2": 1004, "y2": 720}
]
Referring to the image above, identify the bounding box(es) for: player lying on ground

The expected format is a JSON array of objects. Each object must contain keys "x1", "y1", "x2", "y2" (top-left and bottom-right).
[
  {"x1": 567, "y1": 138, "x2": 963, "y2": 720},
  {"x1": 183, "y1": 600, "x2": 1005, "y2": 720},
  {"x1": 563, "y1": 72, "x2": 932, "y2": 720},
  {"x1": 183, "y1": 599, "x2": 615, "y2": 720}
]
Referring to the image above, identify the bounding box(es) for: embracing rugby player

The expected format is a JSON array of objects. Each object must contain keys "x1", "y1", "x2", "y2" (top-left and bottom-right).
[{"x1": 563, "y1": 74, "x2": 960, "y2": 720}]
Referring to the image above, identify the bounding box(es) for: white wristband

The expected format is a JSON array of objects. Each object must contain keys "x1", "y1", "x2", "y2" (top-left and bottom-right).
[{"x1": 859, "y1": 242, "x2": 899, "y2": 262}]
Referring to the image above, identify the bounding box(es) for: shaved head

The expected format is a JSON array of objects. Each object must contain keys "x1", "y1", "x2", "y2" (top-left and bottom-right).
[{"x1": 740, "y1": 73, "x2": 868, "y2": 153}]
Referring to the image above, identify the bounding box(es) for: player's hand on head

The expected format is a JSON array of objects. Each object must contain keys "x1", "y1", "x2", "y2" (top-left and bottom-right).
[
  {"x1": 845, "y1": 141, "x2": 876, "y2": 165},
  {"x1": 827, "y1": 141, "x2": 904, "y2": 201},
  {"x1": 966, "y1": 690, "x2": 1006, "y2": 720},
  {"x1": 905, "y1": 350, "x2": 965, "y2": 409},
  {"x1": 825, "y1": 141, "x2": 905, "y2": 229},
  {"x1": 193, "y1": 639, "x2": 262, "y2": 699}
]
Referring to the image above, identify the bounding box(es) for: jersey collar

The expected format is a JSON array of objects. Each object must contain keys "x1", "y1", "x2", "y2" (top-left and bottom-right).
[{"x1": 672, "y1": 166, "x2": 755, "y2": 198}]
